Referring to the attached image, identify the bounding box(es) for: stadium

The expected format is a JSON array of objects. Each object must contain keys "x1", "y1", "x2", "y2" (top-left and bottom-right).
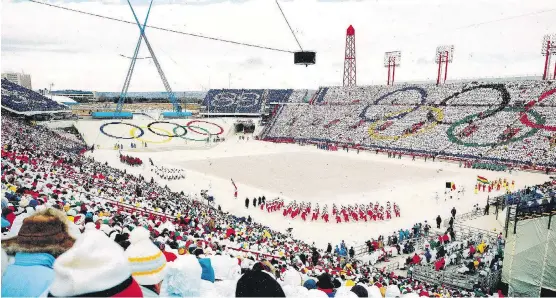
[{"x1": 1, "y1": 0, "x2": 556, "y2": 297}]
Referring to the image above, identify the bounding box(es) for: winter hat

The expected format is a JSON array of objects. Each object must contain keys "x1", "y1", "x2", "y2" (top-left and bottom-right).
[
  {"x1": 124, "y1": 227, "x2": 167, "y2": 286},
  {"x1": 236, "y1": 269, "x2": 286, "y2": 297},
  {"x1": 49, "y1": 229, "x2": 143, "y2": 297},
  {"x1": 351, "y1": 285, "x2": 369, "y2": 297},
  {"x1": 160, "y1": 255, "x2": 202, "y2": 297},
  {"x1": 317, "y1": 273, "x2": 335, "y2": 290},
  {"x1": 283, "y1": 268, "x2": 303, "y2": 287},
  {"x1": 308, "y1": 288, "x2": 330, "y2": 298},
  {"x1": 1, "y1": 208, "x2": 75, "y2": 257},
  {"x1": 368, "y1": 285, "x2": 382, "y2": 298},
  {"x1": 336, "y1": 286, "x2": 358, "y2": 298},
  {"x1": 198, "y1": 257, "x2": 216, "y2": 283},
  {"x1": 385, "y1": 284, "x2": 402, "y2": 298},
  {"x1": 304, "y1": 279, "x2": 318, "y2": 290}
]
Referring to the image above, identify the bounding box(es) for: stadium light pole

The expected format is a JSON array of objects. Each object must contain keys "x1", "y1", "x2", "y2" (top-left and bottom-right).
[
  {"x1": 343, "y1": 25, "x2": 356, "y2": 87},
  {"x1": 541, "y1": 34, "x2": 556, "y2": 80},
  {"x1": 384, "y1": 51, "x2": 401, "y2": 85},
  {"x1": 435, "y1": 45, "x2": 454, "y2": 85}
]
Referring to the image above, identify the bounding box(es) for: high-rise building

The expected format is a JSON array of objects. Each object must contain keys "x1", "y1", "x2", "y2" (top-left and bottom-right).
[{"x1": 1, "y1": 72, "x2": 32, "y2": 89}]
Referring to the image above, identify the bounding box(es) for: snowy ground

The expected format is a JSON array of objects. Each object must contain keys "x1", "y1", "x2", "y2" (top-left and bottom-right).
[{"x1": 82, "y1": 119, "x2": 549, "y2": 250}]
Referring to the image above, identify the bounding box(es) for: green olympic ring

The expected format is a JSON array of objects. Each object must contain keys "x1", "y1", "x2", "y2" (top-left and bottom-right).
[
  {"x1": 446, "y1": 107, "x2": 545, "y2": 147},
  {"x1": 173, "y1": 125, "x2": 211, "y2": 142}
]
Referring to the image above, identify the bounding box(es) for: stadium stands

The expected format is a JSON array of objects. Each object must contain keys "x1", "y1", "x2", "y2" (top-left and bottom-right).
[
  {"x1": 268, "y1": 89, "x2": 293, "y2": 103},
  {"x1": 264, "y1": 81, "x2": 556, "y2": 168},
  {"x1": 0, "y1": 113, "x2": 521, "y2": 297},
  {"x1": 203, "y1": 89, "x2": 264, "y2": 114},
  {"x1": 1, "y1": 78, "x2": 69, "y2": 112}
]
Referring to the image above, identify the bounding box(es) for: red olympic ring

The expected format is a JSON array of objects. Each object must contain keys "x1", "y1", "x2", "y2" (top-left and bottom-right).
[
  {"x1": 519, "y1": 88, "x2": 556, "y2": 131},
  {"x1": 186, "y1": 120, "x2": 224, "y2": 135}
]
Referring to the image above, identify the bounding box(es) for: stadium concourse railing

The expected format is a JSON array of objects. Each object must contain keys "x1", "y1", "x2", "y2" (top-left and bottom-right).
[
  {"x1": 412, "y1": 265, "x2": 502, "y2": 291},
  {"x1": 260, "y1": 137, "x2": 554, "y2": 174}
]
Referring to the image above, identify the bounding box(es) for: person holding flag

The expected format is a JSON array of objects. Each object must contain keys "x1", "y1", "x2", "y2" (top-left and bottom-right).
[{"x1": 231, "y1": 178, "x2": 238, "y2": 199}]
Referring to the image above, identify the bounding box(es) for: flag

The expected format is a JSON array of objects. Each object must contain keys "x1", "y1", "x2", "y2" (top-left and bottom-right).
[
  {"x1": 477, "y1": 175, "x2": 489, "y2": 184},
  {"x1": 451, "y1": 183, "x2": 456, "y2": 191},
  {"x1": 231, "y1": 178, "x2": 237, "y2": 198}
]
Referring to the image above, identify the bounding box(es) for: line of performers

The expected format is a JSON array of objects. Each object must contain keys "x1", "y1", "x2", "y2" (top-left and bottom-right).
[
  {"x1": 258, "y1": 199, "x2": 401, "y2": 224},
  {"x1": 475, "y1": 178, "x2": 515, "y2": 194}
]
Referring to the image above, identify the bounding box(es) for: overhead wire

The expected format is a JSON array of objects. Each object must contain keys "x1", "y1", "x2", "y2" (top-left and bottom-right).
[
  {"x1": 27, "y1": 0, "x2": 295, "y2": 54},
  {"x1": 275, "y1": 0, "x2": 303, "y2": 51}
]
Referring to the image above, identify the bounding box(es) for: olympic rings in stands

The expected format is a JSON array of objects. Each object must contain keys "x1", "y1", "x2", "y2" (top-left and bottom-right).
[
  {"x1": 447, "y1": 107, "x2": 544, "y2": 147},
  {"x1": 359, "y1": 86, "x2": 428, "y2": 123},
  {"x1": 186, "y1": 120, "x2": 224, "y2": 135},
  {"x1": 367, "y1": 106, "x2": 443, "y2": 140},
  {"x1": 173, "y1": 125, "x2": 210, "y2": 142},
  {"x1": 100, "y1": 122, "x2": 144, "y2": 140},
  {"x1": 519, "y1": 88, "x2": 556, "y2": 132},
  {"x1": 147, "y1": 121, "x2": 188, "y2": 137},
  {"x1": 130, "y1": 126, "x2": 173, "y2": 144}
]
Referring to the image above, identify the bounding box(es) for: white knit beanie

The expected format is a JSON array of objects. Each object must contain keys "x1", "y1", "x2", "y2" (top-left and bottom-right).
[
  {"x1": 49, "y1": 229, "x2": 132, "y2": 297},
  {"x1": 125, "y1": 227, "x2": 167, "y2": 286}
]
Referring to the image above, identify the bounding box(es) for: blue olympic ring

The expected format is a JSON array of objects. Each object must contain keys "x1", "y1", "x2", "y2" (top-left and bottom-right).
[
  {"x1": 100, "y1": 122, "x2": 145, "y2": 140},
  {"x1": 359, "y1": 86, "x2": 427, "y2": 122}
]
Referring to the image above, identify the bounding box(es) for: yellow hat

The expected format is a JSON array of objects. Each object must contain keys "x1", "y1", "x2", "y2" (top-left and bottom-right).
[{"x1": 346, "y1": 280, "x2": 355, "y2": 287}]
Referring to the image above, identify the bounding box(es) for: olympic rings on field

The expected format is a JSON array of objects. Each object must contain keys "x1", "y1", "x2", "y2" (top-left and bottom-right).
[
  {"x1": 130, "y1": 126, "x2": 173, "y2": 144},
  {"x1": 519, "y1": 88, "x2": 556, "y2": 132},
  {"x1": 100, "y1": 122, "x2": 144, "y2": 140},
  {"x1": 186, "y1": 120, "x2": 224, "y2": 135},
  {"x1": 173, "y1": 125, "x2": 210, "y2": 141},
  {"x1": 147, "y1": 121, "x2": 188, "y2": 137},
  {"x1": 367, "y1": 106, "x2": 444, "y2": 140},
  {"x1": 446, "y1": 107, "x2": 544, "y2": 147}
]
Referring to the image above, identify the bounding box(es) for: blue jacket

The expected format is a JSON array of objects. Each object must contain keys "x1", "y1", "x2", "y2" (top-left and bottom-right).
[
  {"x1": 1, "y1": 252, "x2": 56, "y2": 297},
  {"x1": 198, "y1": 258, "x2": 215, "y2": 283}
]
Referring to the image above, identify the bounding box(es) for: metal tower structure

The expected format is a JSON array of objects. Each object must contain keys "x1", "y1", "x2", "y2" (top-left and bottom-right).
[
  {"x1": 384, "y1": 51, "x2": 401, "y2": 85},
  {"x1": 114, "y1": 0, "x2": 153, "y2": 117},
  {"x1": 110, "y1": 0, "x2": 187, "y2": 119},
  {"x1": 435, "y1": 45, "x2": 454, "y2": 85},
  {"x1": 541, "y1": 34, "x2": 556, "y2": 80},
  {"x1": 343, "y1": 25, "x2": 356, "y2": 87}
]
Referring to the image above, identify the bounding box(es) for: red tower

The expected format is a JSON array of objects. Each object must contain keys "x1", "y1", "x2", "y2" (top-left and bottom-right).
[
  {"x1": 541, "y1": 34, "x2": 556, "y2": 80},
  {"x1": 343, "y1": 25, "x2": 356, "y2": 87},
  {"x1": 435, "y1": 45, "x2": 454, "y2": 85},
  {"x1": 384, "y1": 51, "x2": 401, "y2": 85}
]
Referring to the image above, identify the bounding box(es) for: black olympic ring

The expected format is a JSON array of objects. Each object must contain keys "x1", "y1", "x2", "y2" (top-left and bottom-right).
[
  {"x1": 147, "y1": 121, "x2": 188, "y2": 138},
  {"x1": 100, "y1": 122, "x2": 144, "y2": 140},
  {"x1": 436, "y1": 84, "x2": 510, "y2": 120},
  {"x1": 359, "y1": 86, "x2": 427, "y2": 122}
]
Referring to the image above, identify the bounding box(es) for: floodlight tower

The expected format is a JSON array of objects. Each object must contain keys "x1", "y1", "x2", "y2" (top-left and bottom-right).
[
  {"x1": 541, "y1": 34, "x2": 556, "y2": 80},
  {"x1": 435, "y1": 45, "x2": 454, "y2": 85},
  {"x1": 384, "y1": 51, "x2": 401, "y2": 85},
  {"x1": 343, "y1": 25, "x2": 356, "y2": 87}
]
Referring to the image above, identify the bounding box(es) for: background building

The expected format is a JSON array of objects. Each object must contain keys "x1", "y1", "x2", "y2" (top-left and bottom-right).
[{"x1": 1, "y1": 72, "x2": 32, "y2": 89}]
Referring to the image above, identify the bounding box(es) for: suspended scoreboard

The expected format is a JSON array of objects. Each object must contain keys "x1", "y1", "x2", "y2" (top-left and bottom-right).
[{"x1": 294, "y1": 51, "x2": 316, "y2": 66}]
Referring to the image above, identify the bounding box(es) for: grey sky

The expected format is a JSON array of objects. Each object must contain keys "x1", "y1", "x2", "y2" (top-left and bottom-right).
[{"x1": 1, "y1": 0, "x2": 555, "y2": 91}]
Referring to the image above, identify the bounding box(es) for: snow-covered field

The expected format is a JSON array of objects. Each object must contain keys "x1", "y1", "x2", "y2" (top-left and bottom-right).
[{"x1": 81, "y1": 119, "x2": 549, "y2": 249}]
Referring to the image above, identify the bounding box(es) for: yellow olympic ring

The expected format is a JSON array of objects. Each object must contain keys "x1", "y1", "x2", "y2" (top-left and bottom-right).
[
  {"x1": 367, "y1": 106, "x2": 444, "y2": 140},
  {"x1": 130, "y1": 126, "x2": 173, "y2": 144}
]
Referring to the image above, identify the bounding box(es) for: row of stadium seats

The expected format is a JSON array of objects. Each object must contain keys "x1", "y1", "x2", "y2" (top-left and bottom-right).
[{"x1": 1, "y1": 79, "x2": 68, "y2": 112}]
